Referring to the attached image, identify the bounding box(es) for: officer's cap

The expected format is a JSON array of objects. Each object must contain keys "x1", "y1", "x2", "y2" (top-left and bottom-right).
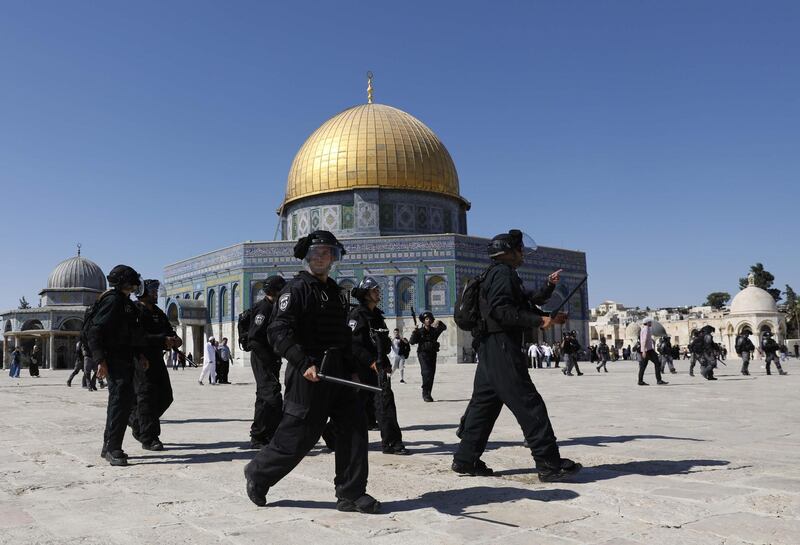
[{"x1": 293, "y1": 230, "x2": 346, "y2": 260}]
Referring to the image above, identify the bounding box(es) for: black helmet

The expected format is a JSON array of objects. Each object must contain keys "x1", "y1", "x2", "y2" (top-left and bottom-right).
[
  {"x1": 742, "y1": 330, "x2": 751, "y2": 336},
  {"x1": 762, "y1": 331, "x2": 773, "y2": 338},
  {"x1": 419, "y1": 311, "x2": 434, "y2": 322},
  {"x1": 107, "y1": 265, "x2": 144, "y2": 296},
  {"x1": 701, "y1": 325, "x2": 715, "y2": 334},
  {"x1": 137, "y1": 279, "x2": 160, "y2": 299},
  {"x1": 263, "y1": 275, "x2": 287, "y2": 296},
  {"x1": 351, "y1": 276, "x2": 380, "y2": 301},
  {"x1": 293, "y1": 230, "x2": 346, "y2": 260},
  {"x1": 488, "y1": 229, "x2": 523, "y2": 258}
]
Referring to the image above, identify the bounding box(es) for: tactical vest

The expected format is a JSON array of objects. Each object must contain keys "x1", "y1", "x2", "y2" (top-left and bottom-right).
[{"x1": 297, "y1": 276, "x2": 349, "y2": 358}]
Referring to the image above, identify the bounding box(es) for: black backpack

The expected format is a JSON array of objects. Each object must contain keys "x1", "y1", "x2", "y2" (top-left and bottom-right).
[
  {"x1": 237, "y1": 309, "x2": 253, "y2": 351},
  {"x1": 454, "y1": 265, "x2": 495, "y2": 332},
  {"x1": 734, "y1": 334, "x2": 744, "y2": 353},
  {"x1": 79, "y1": 290, "x2": 114, "y2": 357},
  {"x1": 399, "y1": 339, "x2": 411, "y2": 359},
  {"x1": 689, "y1": 334, "x2": 705, "y2": 354}
]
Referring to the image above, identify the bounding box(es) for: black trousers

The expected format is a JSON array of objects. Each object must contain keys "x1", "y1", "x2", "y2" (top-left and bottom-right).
[
  {"x1": 104, "y1": 363, "x2": 135, "y2": 452},
  {"x1": 129, "y1": 360, "x2": 173, "y2": 443},
  {"x1": 217, "y1": 360, "x2": 230, "y2": 383},
  {"x1": 639, "y1": 349, "x2": 663, "y2": 383},
  {"x1": 455, "y1": 333, "x2": 560, "y2": 467},
  {"x1": 363, "y1": 370, "x2": 403, "y2": 449},
  {"x1": 245, "y1": 364, "x2": 368, "y2": 501},
  {"x1": 418, "y1": 351, "x2": 437, "y2": 394},
  {"x1": 249, "y1": 345, "x2": 283, "y2": 443}
]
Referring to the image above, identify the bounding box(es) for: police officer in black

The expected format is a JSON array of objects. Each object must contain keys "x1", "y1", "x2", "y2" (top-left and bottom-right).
[
  {"x1": 409, "y1": 311, "x2": 447, "y2": 402},
  {"x1": 244, "y1": 230, "x2": 380, "y2": 513},
  {"x1": 247, "y1": 275, "x2": 287, "y2": 449},
  {"x1": 561, "y1": 330, "x2": 583, "y2": 376},
  {"x1": 350, "y1": 277, "x2": 409, "y2": 455},
  {"x1": 762, "y1": 332, "x2": 788, "y2": 376},
  {"x1": 697, "y1": 325, "x2": 719, "y2": 380},
  {"x1": 128, "y1": 279, "x2": 180, "y2": 452},
  {"x1": 735, "y1": 330, "x2": 755, "y2": 375},
  {"x1": 453, "y1": 230, "x2": 582, "y2": 482},
  {"x1": 91, "y1": 266, "x2": 177, "y2": 466}
]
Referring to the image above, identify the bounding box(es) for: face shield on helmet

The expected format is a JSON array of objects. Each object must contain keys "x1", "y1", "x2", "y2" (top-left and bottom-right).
[
  {"x1": 520, "y1": 232, "x2": 538, "y2": 259},
  {"x1": 132, "y1": 275, "x2": 145, "y2": 298},
  {"x1": 303, "y1": 244, "x2": 343, "y2": 275}
]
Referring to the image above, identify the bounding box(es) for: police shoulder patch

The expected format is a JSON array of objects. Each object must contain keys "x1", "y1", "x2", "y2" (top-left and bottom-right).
[
  {"x1": 278, "y1": 293, "x2": 291, "y2": 311},
  {"x1": 348, "y1": 319, "x2": 358, "y2": 331},
  {"x1": 254, "y1": 314, "x2": 265, "y2": 326}
]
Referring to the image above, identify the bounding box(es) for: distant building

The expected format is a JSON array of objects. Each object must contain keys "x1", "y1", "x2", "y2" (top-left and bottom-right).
[
  {"x1": 2, "y1": 250, "x2": 105, "y2": 369},
  {"x1": 589, "y1": 274, "x2": 786, "y2": 353}
]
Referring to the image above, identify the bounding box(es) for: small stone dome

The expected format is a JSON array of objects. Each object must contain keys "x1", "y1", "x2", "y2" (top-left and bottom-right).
[
  {"x1": 730, "y1": 286, "x2": 778, "y2": 314},
  {"x1": 47, "y1": 255, "x2": 106, "y2": 292},
  {"x1": 625, "y1": 322, "x2": 641, "y2": 340}
]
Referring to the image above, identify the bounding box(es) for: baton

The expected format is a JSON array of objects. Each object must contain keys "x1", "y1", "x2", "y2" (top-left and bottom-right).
[
  {"x1": 317, "y1": 350, "x2": 382, "y2": 393},
  {"x1": 549, "y1": 276, "x2": 588, "y2": 318}
]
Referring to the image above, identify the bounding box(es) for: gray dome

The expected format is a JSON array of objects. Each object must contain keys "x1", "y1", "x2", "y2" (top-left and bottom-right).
[{"x1": 47, "y1": 256, "x2": 106, "y2": 291}]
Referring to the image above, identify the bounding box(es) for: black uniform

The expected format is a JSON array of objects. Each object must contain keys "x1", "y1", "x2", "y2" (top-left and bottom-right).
[
  {"x1": 454, "y1": 264, "x2": 565, "y2": 471},
  {"x1": 87, "y1": 290, "x2": 160, "y2": 455},
  {"x1": 248, "y1": 296, "x2": 283, "y2": 446},
  {"x1": 735, "y1": 335, "x2": 755, "y2": 375},
  {"x1": 349, "y1": 303, "x2": 405, "y2": 452},
  {"x1": 409, "y1": 320, "x2": 447, "y2": 399},
  {"x1": 128, "y1": 302, "x2": 175, "y2": 446},
  {"x1": 561, "y1": 335, "x2": 582, "y2": 376},
  {"x1": 244, "y1": 272, "x2": 368, "y2": 501},
  {"x1": 762, "y1": 336, "x2": 786, "y2": 375},
  {"x1": 697, "y1": 328, "x2": 718, "y2": 380},
  {"x1": 596, "y1": 341, "x2": 610, "y2": 372}
]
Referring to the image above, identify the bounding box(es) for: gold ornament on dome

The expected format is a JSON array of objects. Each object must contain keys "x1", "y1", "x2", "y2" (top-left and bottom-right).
[{"x1": 283, "y1": 89, "x2": 465, "y2": 206}]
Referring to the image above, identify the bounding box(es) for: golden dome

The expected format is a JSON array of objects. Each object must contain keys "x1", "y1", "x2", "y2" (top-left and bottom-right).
[{"x1": 284, "y1": 103, "x2": 463, "y2": 206}]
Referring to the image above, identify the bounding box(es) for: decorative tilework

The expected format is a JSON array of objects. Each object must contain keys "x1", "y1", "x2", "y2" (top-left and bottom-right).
[
  {"x1": 342, "y1": 204, "x2": 354, "y2": 229},
  {"x1": 443, "y1": 210, "x2": 453, "y2": 233},
  {"x1": 356, "y1": 198, "x2": 377, "y2": 229},
  {"x1": 298, "y1": 210, "x2": 310, "y2": 236},
  {"x1": 416, "y1": 206, "x2": 429, "y2": 230},
  {"x1": 322, "y1": 205, "x2": 339, "y2": 231},
  {"x1": 397, "y1": 204, "x2": 414, "y2": 230},
  {"x1": 291, "y1": 213, "x2": 298, "y2": 239},
  {"x1": 310, "y1": 208, "x2": 320, "y2": 231},
  {"x1": 380, "y1": 203, "x2": 394, "y2": 230},
  {"x1": 430, "y1": 207, "x2": 443, "y2": 231}
]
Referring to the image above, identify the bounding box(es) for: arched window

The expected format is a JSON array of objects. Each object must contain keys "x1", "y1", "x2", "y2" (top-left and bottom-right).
[
  {"x1": 60, "y1": 318, "x2": 83, "y2": 331},
  {"x1": 396, "y1": 277, "x2": 415, "y2": 313},
  {"x1": 184, "y1": 293, "x2": 190, "y2": 299},
  {"x1": 220, "y1": 287, "x2": 229, "y2": 320},
  {"x1": 194, "y1": 291, "x2": 203, "y2": 301},
  {"x1": 167, "y1": 303, "x2": 179, "y2": 325},
  {"x1": 21, "y1": 319, "x2": 44, "y2": 331},
  {"x1": 425, "y1": 276, "x2": 447, "y2": 309},
  {"x1": 232, "y1": 284, "x2": 239, "y2": 317},
  {"x1": 251, "y1": 282, "x2": 265, "y2": 307},
  {"x1": 208, "y1": 290, "x2": 216, "y2": 323},
  {"x1": 339, "y1": 279, "x2": 356, "y2": 306},
  {"x1": 5, "y1": 320, "x2": 13, "y2": 332}
]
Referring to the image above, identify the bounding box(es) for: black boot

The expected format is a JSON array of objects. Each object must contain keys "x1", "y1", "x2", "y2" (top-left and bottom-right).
[
  {"x1": 105, "y1": 450, "x2": 128, "y2": 466},
  {"x1": 245, "y1": 477, "x2": 268, "y2": 507},
  {"x1": 537, "y1": 458, "x2": 582, "y2": 483},
  {"x1": 451, "y1": 459, "x2": 494, "y2": 476}
]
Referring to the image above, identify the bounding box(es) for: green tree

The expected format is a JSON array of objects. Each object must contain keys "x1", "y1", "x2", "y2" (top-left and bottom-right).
[
  {"x1": 739, "y1": 263, "x2": 781, "y2": 301},
  {"x1": 705, "y1": 292, "x2": 730, "y2": 310},
  {"x1": 785, "y1": 285, "x2": 799, "y2": 337},
  {"x1": 18, "y1": 296, "x2": 30, "y2": 309}
]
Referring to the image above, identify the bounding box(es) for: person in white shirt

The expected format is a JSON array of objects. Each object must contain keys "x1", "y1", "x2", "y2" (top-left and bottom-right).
[
  {"x1": 541, "y1": 343, "x2": 553, "y2": 367},
  {"x1": 199, "y1": 336, "x2": 217, "y2": 385},
  {"x1": 389, "y1": 328, "x2": 408, "y2": 383},
  {"x1": 526, "y1": 343, "x2": 541, "y2": 368},
  {"x1": 638, "y1": 318, "x2": 668, "y2": 386}
]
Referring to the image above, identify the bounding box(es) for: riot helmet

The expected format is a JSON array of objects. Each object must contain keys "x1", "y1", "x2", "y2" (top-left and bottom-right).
[
  {"x1": 137, "y1": 279, "x2": 160, "y2": 300},
  {"x1": 107, "y1": 265, "x2": 144, "y2": 297},
  {"x1": 263, "y1": 275, "x2": 287, "y2": 296},
  {"x1": 419, "y1": 311, "x2": 435, "y2": 324},
  {"x1": 351, "y1": 276, "x2": 380, "y2": 301},
  {"x1": 487, "y1": 229, "x2": 537, "y2": 259},
  {"x1": 293, "y1": 230, "x2": 346, "y2": 276},
  {"x1": 762, "y1": 331, "x2": 773, "y2": 338}
]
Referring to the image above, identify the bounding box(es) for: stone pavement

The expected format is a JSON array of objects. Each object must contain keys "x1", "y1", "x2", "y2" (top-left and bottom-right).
[{"x1": 1, "y1": 357, "x2": 798, "y2": 545}]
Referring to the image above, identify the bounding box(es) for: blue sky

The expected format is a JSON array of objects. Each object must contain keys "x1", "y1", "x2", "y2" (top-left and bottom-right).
[{"x1": 1, "y1": 0, "x2": 798, "y2": 311}]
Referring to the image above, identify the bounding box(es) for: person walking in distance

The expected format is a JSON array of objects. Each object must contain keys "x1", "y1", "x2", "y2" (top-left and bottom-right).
[
  {"x1": 409, "y1": 311, "x2": 447, "y2": 402},
  {"x1": 389, "y1": 328, "x2": 409, "y2": 383},
  {"x1": 199, "y1": 336, "x2": 217, "y2": 385},
  {"x1": 735, "y1": 330, "x2": 755, "y2": 376},
  {"x1": 637, "y1": 318, "x2": 668, "y2": 386},
  {"x1": 596, "y1": 337, "x2": 610, "y2": 372}
]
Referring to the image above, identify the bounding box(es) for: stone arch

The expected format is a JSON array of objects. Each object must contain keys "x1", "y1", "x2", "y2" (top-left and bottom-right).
[
  {"x1": 4, "y1": 320, "x2": 12, "y2": 333},
  {"x1": 396, "y1": 277, "x2": 415, "y2": 315},
  {"x1": 21, "y1": 319, "x2": 44, "y2": 331},
  {"x1": 757, "y1": 321, "x2": 774, "y2": 336},
  {"x1": 207, "y1": 289, "x2": 216, "y2": 323},
  {"x1": 184, "y1": 293, "x2": 190, "y2": 299},
  {"x1": 736, "y1": 321, "x2": 753, "y2": 335},
  {"x1": 425, "y1": 275, "x2": 447, "y2": 309},
  {"x1": 194, "y1": 291, "x2": 203, "y2": 300},
  {"x1": 220, "y1": 286, "x2": 229, "y2": 321},
  {"x1": 60, "y1": 318, "x2": 83, "y2": 331},
  {"x1": 232, "y1": 284, "x2": 239, "y2": 317}
]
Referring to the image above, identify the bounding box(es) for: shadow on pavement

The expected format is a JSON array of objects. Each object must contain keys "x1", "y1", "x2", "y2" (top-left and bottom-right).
[
  {"x1": 270, "y1": 486, "x2": 579, "y2": 522},
  {"x1": 495, "y1": 459, "x2": 730, "y2": 482},
  {"x1": 402, "y1": 423, "x2": 459, "y2": 432},
  {"x1": 161, "y1": 418, "x2": 251, "y2": 424},
  {"x1": 161, "y1": 440, "x2": 252, "y2": 451},
  {"x1": 559, "y1": 434, "x2": 705, "y2": 447}
]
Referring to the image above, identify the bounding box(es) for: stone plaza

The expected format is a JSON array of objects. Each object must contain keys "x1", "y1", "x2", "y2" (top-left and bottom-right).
[{"x1": 2, "y1": 358, "x2": 798, "y2": 545}]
